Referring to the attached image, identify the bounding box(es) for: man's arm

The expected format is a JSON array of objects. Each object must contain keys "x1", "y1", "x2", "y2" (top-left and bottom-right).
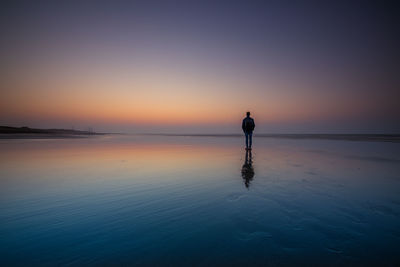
[{"x1": 242, "y1": 119, "x2": 245, "y2": 132}]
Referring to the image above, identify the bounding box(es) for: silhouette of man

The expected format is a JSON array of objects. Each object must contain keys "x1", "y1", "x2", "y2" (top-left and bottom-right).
[
  {"x1": 241, "y1": 149, "x2": 254, "y2": 188},
  {"x1": 242, "y1": 111, "x2": 255, "y2": 149}
]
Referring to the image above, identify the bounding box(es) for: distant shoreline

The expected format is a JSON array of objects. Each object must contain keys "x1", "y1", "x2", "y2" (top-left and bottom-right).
[
  {"x1": 0, "y1": 126, "x2": 105, "y2": 139},
  {"x1": 0, "y1": 134, "x2": 101, "y2": 139}
]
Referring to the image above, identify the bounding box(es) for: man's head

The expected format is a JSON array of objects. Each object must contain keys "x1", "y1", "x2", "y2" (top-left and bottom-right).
[{"x1": 246, "y1": 111, "x2": 250, "y2": 117}]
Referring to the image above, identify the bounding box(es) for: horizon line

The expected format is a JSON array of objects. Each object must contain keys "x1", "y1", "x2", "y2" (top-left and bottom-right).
[{"x1": 1, "y1": 126, "x2": 400, "y2": 137}]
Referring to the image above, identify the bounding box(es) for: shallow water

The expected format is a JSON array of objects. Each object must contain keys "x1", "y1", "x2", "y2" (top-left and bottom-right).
[{"x1": 1, "y1": 135, "x2": 400, "y2": 265}]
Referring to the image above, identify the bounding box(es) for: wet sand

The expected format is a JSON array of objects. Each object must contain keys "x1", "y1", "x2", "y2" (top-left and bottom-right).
[{"x1": 1, "y1": 134, "x2": 399, "y2": 265}]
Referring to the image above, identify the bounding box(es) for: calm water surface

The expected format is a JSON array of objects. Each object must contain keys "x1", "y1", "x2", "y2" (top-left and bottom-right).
[{"x1": 1, "y1": 135, "x2": 400, "y2": 265}]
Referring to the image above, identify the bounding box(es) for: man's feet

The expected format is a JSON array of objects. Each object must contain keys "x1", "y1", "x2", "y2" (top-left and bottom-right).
[{"x1": 245, "y1": 147, "x2": 252, "y2": 150}]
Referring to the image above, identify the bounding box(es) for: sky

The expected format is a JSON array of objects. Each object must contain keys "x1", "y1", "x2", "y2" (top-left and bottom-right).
[{"x1": 1, "y1": 0, "x2": 399, "y2": 133}]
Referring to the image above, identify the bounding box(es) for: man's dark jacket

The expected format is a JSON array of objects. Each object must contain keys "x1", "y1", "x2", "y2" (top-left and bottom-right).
[{"x1": 242, "y1": 117, "x2": 255, "y2": 133}]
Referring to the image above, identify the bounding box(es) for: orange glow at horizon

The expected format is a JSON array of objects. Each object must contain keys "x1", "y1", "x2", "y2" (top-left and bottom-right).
[{"x1": 1, "y1": 53, "x2": 396, "y2": 132}]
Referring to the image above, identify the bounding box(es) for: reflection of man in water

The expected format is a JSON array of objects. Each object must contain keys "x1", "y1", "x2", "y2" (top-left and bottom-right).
[
  {"x1": 242, "y1": 111, "x2": 255, "y2": 150},
  {"x1": 241, "y1": 149, "x2": 254, "y2": 188}
]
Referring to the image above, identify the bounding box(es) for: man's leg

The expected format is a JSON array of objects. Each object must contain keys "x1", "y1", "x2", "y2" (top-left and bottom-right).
[
  {"x1": 245, "y1": 133, "x2": 249, "y2": 148},
  {"x1": 249, "y1": 133, "x2": 252, "y2": 148}
]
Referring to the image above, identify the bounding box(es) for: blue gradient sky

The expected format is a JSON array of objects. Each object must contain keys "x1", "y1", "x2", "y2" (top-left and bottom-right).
[{"x1": 1, "y1": 1, "x2": 399, "y2": 133}]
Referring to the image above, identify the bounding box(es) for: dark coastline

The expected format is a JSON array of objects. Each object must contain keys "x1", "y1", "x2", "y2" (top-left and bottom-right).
[{"x1": 0, "y1": 126, "x2": 105, "y2": 139}]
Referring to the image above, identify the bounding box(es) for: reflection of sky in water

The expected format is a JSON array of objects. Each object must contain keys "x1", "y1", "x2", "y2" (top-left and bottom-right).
[{"x1": 0, "y1": 135, "x2": 399, "y2": 265}]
